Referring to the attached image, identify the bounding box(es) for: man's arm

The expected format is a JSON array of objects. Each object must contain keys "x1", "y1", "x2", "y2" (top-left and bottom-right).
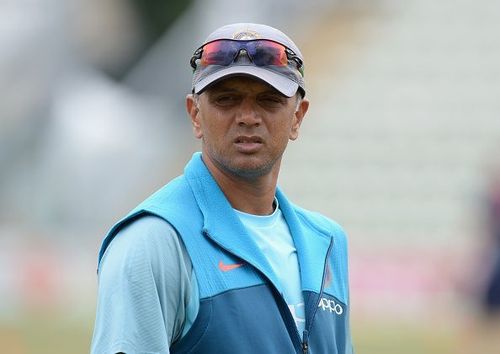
[{"x1": 90, "y1": 215, "x2": 193, "y2": 354}]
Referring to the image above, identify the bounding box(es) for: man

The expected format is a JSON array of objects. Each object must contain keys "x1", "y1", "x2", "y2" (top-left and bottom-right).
[{"x1": 91, "y1": 23, "x2": 353, "y2": 354}]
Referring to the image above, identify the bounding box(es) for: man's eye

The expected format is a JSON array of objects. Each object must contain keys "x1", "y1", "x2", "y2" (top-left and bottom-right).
[
  {"x1": 259, "y1": 96, "x2": 284, "y2": 107},
  {"x1": 215, "y1": 95, "x2": 238, "y2": 105}
]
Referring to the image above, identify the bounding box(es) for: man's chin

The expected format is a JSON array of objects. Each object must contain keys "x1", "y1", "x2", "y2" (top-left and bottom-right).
[{"x1": 228, "y1": 158, "x2": 274, "y2": 179}]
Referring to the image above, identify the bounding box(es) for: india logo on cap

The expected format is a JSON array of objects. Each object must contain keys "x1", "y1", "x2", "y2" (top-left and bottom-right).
[{"x1": 232, "y1": 30, "x2": 261, "y2": 40}]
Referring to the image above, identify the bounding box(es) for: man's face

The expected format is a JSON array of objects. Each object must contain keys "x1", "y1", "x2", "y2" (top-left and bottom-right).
[{"x1": 186, "y1": 76, "x2": 309, "y2": 180}]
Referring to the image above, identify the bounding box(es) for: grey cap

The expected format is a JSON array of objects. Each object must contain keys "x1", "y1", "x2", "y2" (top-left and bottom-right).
[{"x1": 191, "y1": 23, "x2": 305, "y2": 97}]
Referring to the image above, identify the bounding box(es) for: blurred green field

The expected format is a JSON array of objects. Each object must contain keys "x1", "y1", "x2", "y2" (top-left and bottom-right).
[
  {"x1": 0, "y1": 317, "x2": 454, "y2": 354},
  {"x1": 0, "y1": 311, "x2": 94, "y2": 354},
  {"x1": 353, "y1": 319, "x2": 457, "y2": 354},
  {"x1": 1, "y1": 312, "x2": 462, "y2": 354}
]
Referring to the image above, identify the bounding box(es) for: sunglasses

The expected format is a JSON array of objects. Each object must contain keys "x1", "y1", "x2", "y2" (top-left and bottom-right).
[{"x1": 190, "y1": 39, "x2": 304, "y2": 75}]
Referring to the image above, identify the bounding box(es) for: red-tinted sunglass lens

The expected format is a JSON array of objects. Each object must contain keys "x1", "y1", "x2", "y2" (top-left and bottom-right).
[
  {"x1": 247, "y1": 40, "x2": 288, "y2": 66},
  {"x1": 200, "y1": 40, "x2": 289, "y2": 67},
  {"x1": 200, "y1": 40, "x2": 239, "y2": 66}
]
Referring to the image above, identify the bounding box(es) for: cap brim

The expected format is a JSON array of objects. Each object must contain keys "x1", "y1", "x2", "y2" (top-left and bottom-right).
[{"x1": 193, "y1": 65, "x2": 299, "y2": 97}]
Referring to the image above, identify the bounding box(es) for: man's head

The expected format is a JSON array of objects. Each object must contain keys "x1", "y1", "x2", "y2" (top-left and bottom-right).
[
  {"x1": 190, "y1": 23, "x2": 305, "y2": 98},
  {"x1": 186, "y1": 23, "x2": 309, "y2": 181}
]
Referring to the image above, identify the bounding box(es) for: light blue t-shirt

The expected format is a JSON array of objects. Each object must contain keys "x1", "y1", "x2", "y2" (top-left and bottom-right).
[
  {"x1": 91, "y1": 204, "x2": 305, "y2": 353},
  {"x1": 233, "y1": 202, "x2": 305, "y2": 334}
]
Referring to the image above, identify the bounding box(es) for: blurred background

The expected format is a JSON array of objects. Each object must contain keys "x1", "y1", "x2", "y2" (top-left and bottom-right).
[{"x1": 1, "y1": 0, "x2": 500, "y2": 353}]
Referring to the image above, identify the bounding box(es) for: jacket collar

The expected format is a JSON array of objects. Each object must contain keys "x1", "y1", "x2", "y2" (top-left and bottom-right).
[{"x1": 184, "y1": 152, "x2": 331, "y2": 293}]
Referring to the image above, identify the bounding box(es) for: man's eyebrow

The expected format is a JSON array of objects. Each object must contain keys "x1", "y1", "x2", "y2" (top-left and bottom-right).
[
  {"x1": 207, "y1": 86, "x2": 285, "y2": 97},
  {"x1": 208, "y1": 86, "x2": 240, "y2": 94},
  {"x1": 258, "y1": 90, "x2": 287, "y2": 98}
]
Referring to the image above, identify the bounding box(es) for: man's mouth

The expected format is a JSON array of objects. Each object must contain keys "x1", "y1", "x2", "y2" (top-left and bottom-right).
[
  {"x1": 235, "y1": 136, "x2": 263, "y2": 144},
  {"x1": 234, "y1": 136, "x2": 264, "y2": 153}
]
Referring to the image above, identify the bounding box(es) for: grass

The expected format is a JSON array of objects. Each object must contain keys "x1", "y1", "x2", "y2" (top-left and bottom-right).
[
  {"x1": 4, "y1": 311, "x2": 500, "y2": 354},
  {"x1": 0, "y1": 310, "x2": 94, "y2": 354},
  {"x1": 352, "y1": 318, "x2": 457, "y2": 354}
]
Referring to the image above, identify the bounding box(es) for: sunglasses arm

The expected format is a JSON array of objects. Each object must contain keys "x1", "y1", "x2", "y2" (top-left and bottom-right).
[{"x1": 190, "y1": 48, "x2": 203, "y2": 70}]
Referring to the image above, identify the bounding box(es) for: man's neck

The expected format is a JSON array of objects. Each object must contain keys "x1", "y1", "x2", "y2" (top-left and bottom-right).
[{"x1": 202, "y1": 156, "x2": 279, "y2": 216}]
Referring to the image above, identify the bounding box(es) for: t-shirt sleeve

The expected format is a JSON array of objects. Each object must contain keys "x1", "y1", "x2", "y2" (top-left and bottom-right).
[{"x1": 91, "y1": 215, "x2": 192, "y2": 354}]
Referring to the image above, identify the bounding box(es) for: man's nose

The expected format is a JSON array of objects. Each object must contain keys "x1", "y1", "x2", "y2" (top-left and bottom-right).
[{"x1": 235, "y1": 99, "x2": 261, "y2": 126}]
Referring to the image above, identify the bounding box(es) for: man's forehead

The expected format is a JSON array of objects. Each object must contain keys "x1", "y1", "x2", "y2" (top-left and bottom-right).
[{"x1": 205, "y1": 76, "x2": 284, "y2": 95}]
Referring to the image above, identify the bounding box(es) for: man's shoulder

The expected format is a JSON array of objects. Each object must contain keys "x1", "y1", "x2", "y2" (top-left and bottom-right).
[
  {"x1": 100, "y1": 215, "x2": 181, "y2": 262},
  {"x1": 98, "y1": 213, "x2": 191, "y2": 273},
  {"x1": 97, "y1": 170, "x2": 202, "y2": 267},
  {"x1": 115, "y1": 214, "x2": 179, "y2": 242}
]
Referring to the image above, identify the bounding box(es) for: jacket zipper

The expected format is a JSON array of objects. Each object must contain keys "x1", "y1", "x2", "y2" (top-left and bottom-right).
[
  {"x1": 302, "y1": 330, "x2": 309, "y2": 354},
  {"x1": 302, "y1": 237, "x2": 334, "y2": 354}
]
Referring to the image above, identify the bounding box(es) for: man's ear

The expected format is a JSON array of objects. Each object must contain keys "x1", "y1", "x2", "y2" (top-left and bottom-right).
[
  {"x1": 186, "y1": 94, "x2": 203, "y2": 139},
  {"x1": 289, "y1": 98, "x2": 309, "y2": 141}
]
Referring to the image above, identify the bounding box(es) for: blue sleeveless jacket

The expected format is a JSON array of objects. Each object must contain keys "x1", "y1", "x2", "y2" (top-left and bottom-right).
[{"x1": 98, "y1": 153, "x2": 353, "y2": 354}]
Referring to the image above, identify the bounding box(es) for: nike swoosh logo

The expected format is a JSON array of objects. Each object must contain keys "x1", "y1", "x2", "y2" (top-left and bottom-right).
[{"x1": 218, "y1": 260, "x2": 244, "y2": 272}]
